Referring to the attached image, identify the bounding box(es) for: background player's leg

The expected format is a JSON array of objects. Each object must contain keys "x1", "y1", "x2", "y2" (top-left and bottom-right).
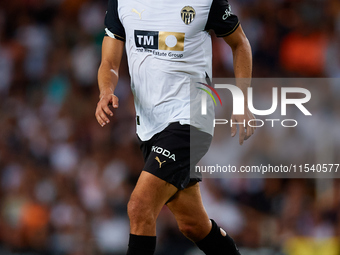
[
  {"x1": 166, "y1": 182, "x2": 241, "y2": 255},
  {"x1": 127, "y1": 171, "x2": 178, "y2": 255}
]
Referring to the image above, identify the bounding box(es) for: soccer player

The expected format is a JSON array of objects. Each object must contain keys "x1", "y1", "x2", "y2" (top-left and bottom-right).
[{"x1": 95, "y1": 0, "x2": 255, "y2": 254}]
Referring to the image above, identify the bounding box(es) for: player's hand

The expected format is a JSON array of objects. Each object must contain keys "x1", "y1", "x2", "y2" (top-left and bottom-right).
[
  {"x1": 231, "y1": 108, "x2": 255, "y2": 145},
  {"x1": 95, "y1": 92, "x2": 119, "y2": 127}
]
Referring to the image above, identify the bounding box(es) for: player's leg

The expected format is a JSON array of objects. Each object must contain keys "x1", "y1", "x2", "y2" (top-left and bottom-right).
[
  {"x1": 128, "y1": 171, "x2": 178, "y2": 235},
  {"x1": 166, "y1": 182, "x2": 211, "y2": 241},
  {"x1": 126, "y1": 170, "x2": 178, "y2": 255},
  {"x1": 126, "y1": 122, "x2": 211, "y2": 254},
  {"x1": 166, "y1": 182, "x2": 241, "y2": 255}
]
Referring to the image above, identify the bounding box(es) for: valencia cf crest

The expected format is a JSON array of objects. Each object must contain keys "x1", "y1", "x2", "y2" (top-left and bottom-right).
[{"x1": 181, "y1": 6, "x2": 196, "y2": 25}]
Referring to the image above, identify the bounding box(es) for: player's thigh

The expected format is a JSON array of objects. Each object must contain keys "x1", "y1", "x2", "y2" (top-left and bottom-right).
[
  {"x1": 166, "y1": 182, "x2": 210, "y2": 233},
  {"x1": 129, "y1": 170, "x2": 178, "y2": 216}
]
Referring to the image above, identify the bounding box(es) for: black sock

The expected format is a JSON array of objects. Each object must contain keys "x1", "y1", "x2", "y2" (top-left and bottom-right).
[
  {"x1": 126, "y1": 234, "x2": 156, "y2": 255},
  {"x1": 196, "y1": 219, "x2": 241, "y2": 255}
]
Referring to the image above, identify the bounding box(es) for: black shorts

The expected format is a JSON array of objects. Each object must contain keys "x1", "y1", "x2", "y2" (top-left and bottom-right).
[{"x1": 138, "y1": 122, "x2": 212, "y2": 190}]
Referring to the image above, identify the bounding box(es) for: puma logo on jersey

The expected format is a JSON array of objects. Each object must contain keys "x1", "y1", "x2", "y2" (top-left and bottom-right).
[
  {"x1": 132, "y1": 8, "x2": 145, "y2": 19},
  {"x1": 152, "y1": 146, "x2": 176, "y2": 161},
  {"x1": 155, "y1": 156, "x2": 166, "y2": 168}
]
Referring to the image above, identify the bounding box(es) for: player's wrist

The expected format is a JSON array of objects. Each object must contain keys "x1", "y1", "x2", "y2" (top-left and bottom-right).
[{"x1": 99, "y1": 88, "x2": 115, "y2": 99}]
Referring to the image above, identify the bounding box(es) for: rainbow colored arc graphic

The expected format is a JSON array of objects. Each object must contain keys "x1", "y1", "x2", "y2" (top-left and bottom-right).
[{"x1": 196, "y1": 82, "x2": 222, "y2": 106}]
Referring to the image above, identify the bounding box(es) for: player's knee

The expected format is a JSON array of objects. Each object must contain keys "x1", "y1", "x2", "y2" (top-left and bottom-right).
[
  {"x1": 178, "y1": 222, "x2": 202, "y2": 241},
  {"x1": 127, "y1": 196, "x2": 155, "y2": 226}
]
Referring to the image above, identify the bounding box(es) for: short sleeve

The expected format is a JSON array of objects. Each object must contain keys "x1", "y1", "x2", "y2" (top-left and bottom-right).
[
  {"x1": 205, "y1": 0, "x2": 240, "y2": 37},
  {"x1": 104, "y1": 0, "x2": 126, "y2": 41}
]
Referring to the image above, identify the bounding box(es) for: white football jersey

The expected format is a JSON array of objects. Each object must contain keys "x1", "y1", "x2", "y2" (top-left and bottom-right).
[{"x1": 105, "y1": 0, "x2": 239, "y2": 141}]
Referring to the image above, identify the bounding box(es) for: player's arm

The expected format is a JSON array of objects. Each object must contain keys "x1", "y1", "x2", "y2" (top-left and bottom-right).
[
  {"x1": 223, "y1": 25, "x2": 252, "y2": 82},
  {"x1": 206, "y1": 0, "x2": 255, "y2": 145},
  {"x1": 95, "y1": 37, "x2": 124, "y2": 127},
  {"x1": 223, "y1": 25, "x2": 255, "y2": 145},
  {"x1": 96, "y1": 0, "x2": 126, "y2": 127}
]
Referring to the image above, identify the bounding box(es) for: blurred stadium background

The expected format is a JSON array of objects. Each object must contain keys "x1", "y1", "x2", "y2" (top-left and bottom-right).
[{"x1": 0, "y1": 0, "x2": 340, "y2": 254}]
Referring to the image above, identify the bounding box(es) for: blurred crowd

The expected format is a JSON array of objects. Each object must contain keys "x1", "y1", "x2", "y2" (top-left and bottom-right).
[{"x1": 0, "y1": 0, "x2": 340, "y2": 254}]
